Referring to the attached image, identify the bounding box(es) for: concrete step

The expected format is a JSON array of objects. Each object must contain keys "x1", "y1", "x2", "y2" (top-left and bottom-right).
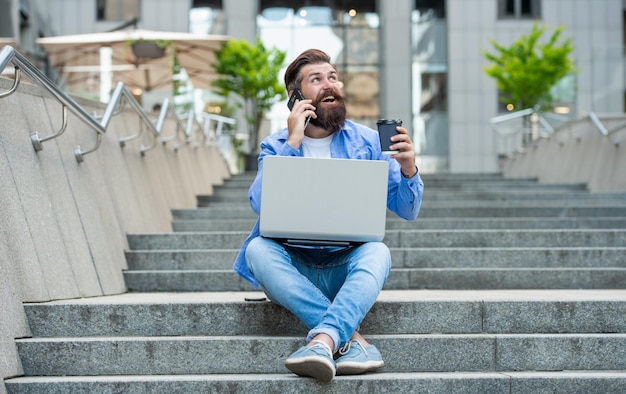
[
  {"x1": 125, "y1": 249, "x2": 240, "y2": 270},
  {"x1": 123, "y1": 267, "x2": 626, "y2": 291},
  {"x1": 22, "y1": 291, "x2": 626, "y2": 337},
  {"x1": 127, "y1": 229, "x2": 626, "y2": 250},
  {"x1": 123, "y1": 269, "x2": 256, "y2": 291},
  {"x1": 211, "y1": 172, "x2": 531, "y2": 185},
  {"x1": 172, "y1": 217, "x2": 626, "y2": 232},
  {"x1": 210, "y1": 175, "x2": 586, "y2": 190},
  {"x1": 412, "y1": 181, "x2": 588, "y2": 190},
  {"x1": 206, "y1": 183, "x2": 626, "y2": 201},
  {"x1": 199, "y1": 188, "x2": 626, "y2": 203},
  {"x1": 395, "y1": 247, "x2": 626, "y2": 268},
  {"x1": 15, "y1": 333, "x2": 626, "y2": 375},
  {"x1": 7, "y1": 371, "x2": 626, "y2": 394},
  {"x1": 173, "y1": 206, "x2": 626, "y2": 220},
  {"x1": 125, "y1": 247, "x2": 626, "y2": 270},
  {"x1": 197, "y1": 197, "x2": 626, "y2": 209}
]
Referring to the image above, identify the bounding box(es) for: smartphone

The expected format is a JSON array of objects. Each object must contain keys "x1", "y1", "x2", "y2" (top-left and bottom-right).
[
  {"x1": 287, "y1": 88, "x2": 311, "y2": 127},
  {"x1": 377, "y1": 119, "x2": 402, "y2": 154},
  {"x1": 287, "y1": 88, "x2": 305, "y2": 111}
]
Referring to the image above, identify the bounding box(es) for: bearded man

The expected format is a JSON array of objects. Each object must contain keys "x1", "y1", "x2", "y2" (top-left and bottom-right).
[{"x1": 233, "y1": 49, "x2": 424, "y2": 382}]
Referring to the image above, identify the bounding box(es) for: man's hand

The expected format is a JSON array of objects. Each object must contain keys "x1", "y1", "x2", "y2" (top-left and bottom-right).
[
  {"x1": 389, "y1": 126, "x2": 417, "y2": 178},
  {"x1": 286, "y1": 98, "x2": 316, "y2": 149}
]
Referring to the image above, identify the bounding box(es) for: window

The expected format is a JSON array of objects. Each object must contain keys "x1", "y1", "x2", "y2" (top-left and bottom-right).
[
  {"x1": 19, "y1": 0, "x2": 30, "y2": 29},
  {"x1": 415, "y1": 0, "x2": 445, "y2": 19},
  {"x1": 96, "y1": 0, "x2": 140, "y2": 21},
  {"x1": 498, "y1": 0, "x2": 541, "y2": 19},
  {"x1": 190, "y1": 0, "x2": 225, "y2": 35},
  {"x1": 412, "y1": 0, "x2": 448, "y2": 164},
  {"x1": 192, "y1": 0, "x2": 222, "y2": 6}
]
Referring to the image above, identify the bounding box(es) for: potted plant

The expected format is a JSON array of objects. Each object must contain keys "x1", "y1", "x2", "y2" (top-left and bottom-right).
[
  {"x1": 210, "y1": 38, "x2": 286, "y2": 169},
  {"x1": 127, "y1": 39, "x2": 173, "y2": 60}
]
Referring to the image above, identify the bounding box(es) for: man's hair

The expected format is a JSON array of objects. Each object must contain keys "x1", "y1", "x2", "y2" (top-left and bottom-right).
[{"x1": 284, "y1": 49, "x2": 333, "y2": 91}]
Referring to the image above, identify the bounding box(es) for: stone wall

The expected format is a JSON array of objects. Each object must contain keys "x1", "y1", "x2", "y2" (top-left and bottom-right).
[
  {"x1": 0, "y1": 77, "x2": 230, "y2": 389},
  {"x1": 501, "y1": 114, "x2": 626, "y2": 193}
]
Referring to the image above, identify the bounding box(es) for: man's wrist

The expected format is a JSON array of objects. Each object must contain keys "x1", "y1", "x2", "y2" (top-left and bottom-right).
[{"x1": 401, "y1": 166, "x2": 418, "y2": 178}]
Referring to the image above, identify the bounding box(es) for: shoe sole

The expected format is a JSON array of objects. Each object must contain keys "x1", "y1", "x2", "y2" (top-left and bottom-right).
[
  {"x1": 285, "y1": 355, "x2": 336, "y2": 382},
  {"x1": 336, "y1": 360, "x2": 384, "y2": 375}
]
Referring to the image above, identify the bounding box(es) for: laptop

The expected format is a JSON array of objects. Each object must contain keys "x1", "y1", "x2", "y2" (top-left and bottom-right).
[{"x1": 259, "y1": 156, "x2": 389, "y2": 246}]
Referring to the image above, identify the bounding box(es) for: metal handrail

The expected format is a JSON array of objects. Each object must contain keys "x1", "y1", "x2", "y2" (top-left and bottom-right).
[
  {"x1": 0, "y1": 63, "x2": 20, "y2": 98},
  {"x1": 0, "y1": 45, "x2": 106, "y2": 162},
  {"x1": 107, "y1": 81, "x2": 165, "y2": 154},
  {"x1": 490, "y1": 108, "x2": 534, "y2": 125},
  {"x1": 608, "y1": 121, "x2": 626, "y2": 135},
  {"x1": 0, "y1": 45, "x2": 194, "y2": 161},
  {"x1": 588, "y1": 112, "x2": 609, "y2": 136},
  {"x1": 115, "y1": 95, "x2": 188, "y2": 155},
  {"x1": 153, "y1": 98, "x2": 187, "y2": 148},
  {"x1": 174, "y1": 109, "x2": 204, "y2": 151},
  {"x1": 491, "y1": 105, "x2": 626, "y2": 153},
  {"x1": 1, "y1": 45, "x2": 237, "y2": 161},
  {"x1": 489, "y1": 108, "x2": 555, "y2": 136},
  {"x1": 583, "y1": 113, "x2": 626, "y2": 146},
  {"x1": 199, "y1": 112, "x2": 237, "y2": 145}
]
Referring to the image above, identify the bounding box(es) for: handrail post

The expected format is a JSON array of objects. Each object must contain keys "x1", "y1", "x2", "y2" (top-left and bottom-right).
[
  {"x1": 31, "y1": 104, "x2": 68, "y2": 151},
  {"x1": 589, "y1": 112, "x2": 609, "y2": 136},
  {"x1": 0, "y1": 64, "x2": 20, "y2": 98}
]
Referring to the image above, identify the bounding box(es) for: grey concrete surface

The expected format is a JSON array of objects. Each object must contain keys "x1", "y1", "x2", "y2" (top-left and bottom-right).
[
  {"x1": 123, "y1": 247, "x2": 626, "y2": 271},
  {"x1": 5, "y1": 372, "x2": 626, "y2": 394},
  {"x1": 502, "y1": 114, "x2": 626, "y2": 193},
  {"x1": 14, "y1": 333, "x2": 626, "y2": 375},
  {"x1": 21, "y1": 290, "x2": 626, "y2": 337}
]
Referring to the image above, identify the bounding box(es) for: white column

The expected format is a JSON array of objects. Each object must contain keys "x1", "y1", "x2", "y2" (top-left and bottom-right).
[
  {"x1": 224, "y1": 0, "x2": 258, "y2": 41},
  {"x1": 377, "y1": 0, "x2": 413, "y2": 125}
]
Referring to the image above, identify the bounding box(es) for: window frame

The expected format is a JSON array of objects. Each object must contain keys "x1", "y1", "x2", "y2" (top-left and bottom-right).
[
  {"x1": 497, "y1": 0, "x2": 541, "y2": 20},
  {"x1": 96, "y1": 0, "x2": 141, "y2": 22}
]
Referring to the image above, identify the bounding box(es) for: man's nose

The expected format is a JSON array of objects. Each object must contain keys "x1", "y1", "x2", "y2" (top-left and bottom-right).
[{"x1": 320, "y1": 77, "x2": 335, "y2": 90}]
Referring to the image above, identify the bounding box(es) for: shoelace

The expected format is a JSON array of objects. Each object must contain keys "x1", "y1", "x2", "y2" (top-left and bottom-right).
[{"x1": 337, "y1": 340, "x2": 368, "y2": 357}]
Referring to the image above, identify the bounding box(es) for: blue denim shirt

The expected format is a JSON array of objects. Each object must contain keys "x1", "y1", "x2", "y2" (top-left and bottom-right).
[{"x1": 233, "y1": 120, "x2": 425, "y2": 287}]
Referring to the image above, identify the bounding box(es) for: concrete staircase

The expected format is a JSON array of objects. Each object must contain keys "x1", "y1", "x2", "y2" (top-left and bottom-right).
[{"x1": 5, "y1": 173, "x2": 626, "y2": 393}]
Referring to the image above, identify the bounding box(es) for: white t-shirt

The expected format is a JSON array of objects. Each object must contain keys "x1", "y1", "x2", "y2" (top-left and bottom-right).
[{"x1": 302, "y1": 135, "x2": 333, "y2": 158}]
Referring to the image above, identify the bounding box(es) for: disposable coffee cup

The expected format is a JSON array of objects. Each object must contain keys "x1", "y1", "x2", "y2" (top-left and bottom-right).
[{"x1": 377, "y1": 119, "x2": 402, "y2": 154}]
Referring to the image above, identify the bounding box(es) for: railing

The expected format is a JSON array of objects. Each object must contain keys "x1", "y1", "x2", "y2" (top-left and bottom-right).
[
  {"x1": 490, "y1": 108, "x2": 557, "y2": 138},
  {"x1": 489, "y1": 107, "x2": 624, "y2": 155},
  {"x1": 1, "y1": 45, "x2": 106, "y2": 162},
  {"x1": 0, "y1": 45, "x2": 237, "y2": 162},
  {"x1": 569, "y1": 113, "x2": 626, "y2": 146},
  {"x1": 177, "y1": 108, "x2": 206, "y2": 151},
  {"x1": 115, "y1": 94, "x2": 188, "y2": 155},
  {"x1": 199, "y1": 112, "x2": 237, "y2": 144}
]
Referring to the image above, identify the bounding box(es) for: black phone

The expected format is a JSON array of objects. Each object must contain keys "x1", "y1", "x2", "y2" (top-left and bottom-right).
[
  {"x1": 287, "y1": 88, "x2": 311, "y2": 127},
  {"x1": 287, "y1": 88, "x2": 305, "y2": 111}
]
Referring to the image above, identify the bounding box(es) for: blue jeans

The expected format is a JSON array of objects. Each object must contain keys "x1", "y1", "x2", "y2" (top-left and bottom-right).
[{"x1": 245, "y1": 236, "x2": 391, "y2": 352}]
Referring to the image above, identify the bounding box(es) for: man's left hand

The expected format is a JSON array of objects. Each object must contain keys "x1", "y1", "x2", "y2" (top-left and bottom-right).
[{"x1": 389, "y1": 126, "x2": 417, "y2": 178}]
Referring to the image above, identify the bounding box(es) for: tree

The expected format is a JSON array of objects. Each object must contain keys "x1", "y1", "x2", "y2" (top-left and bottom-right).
[
  {"x1": 211, "y1": 38, "x2": 286, "y2": 156},
  {"x1": 483, "y1": 23, "x2": 576, "y2": 113}
]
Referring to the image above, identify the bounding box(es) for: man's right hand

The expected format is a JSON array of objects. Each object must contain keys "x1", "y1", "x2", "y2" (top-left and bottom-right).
[{"x1": 287, "y1": 98, "x2": 316, "y2": 149}]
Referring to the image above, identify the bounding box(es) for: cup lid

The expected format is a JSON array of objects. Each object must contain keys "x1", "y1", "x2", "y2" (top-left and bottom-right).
[{"x1": 377, "y1": 119, "x2": 402, "y2": 125}]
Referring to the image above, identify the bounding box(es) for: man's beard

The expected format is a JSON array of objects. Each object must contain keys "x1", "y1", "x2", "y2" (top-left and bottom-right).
[{"x1": 309, "y1": 88, "x2": 347, "y2": 133}]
